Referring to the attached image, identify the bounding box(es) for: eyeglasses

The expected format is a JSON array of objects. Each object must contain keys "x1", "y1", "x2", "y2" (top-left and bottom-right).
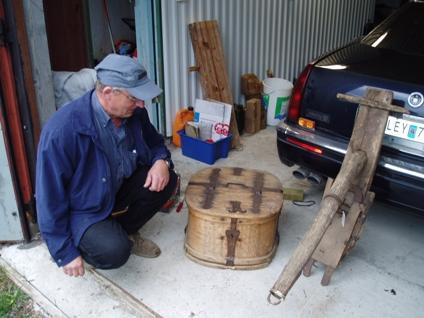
[
  {"x1": 112, "y1": 88, "x2": 160, "y2": 103},
  {"x1": 112, "y1": 88, "x2": 140, "y2": 102}
]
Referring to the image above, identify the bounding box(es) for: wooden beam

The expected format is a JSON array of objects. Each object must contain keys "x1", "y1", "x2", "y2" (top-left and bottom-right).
[
  {"x1": 337, "y1": 93, "x2": 408, "y2": 114},
  {"x1": 269, "y1": 88, "x2": 395, "y2": 303}
]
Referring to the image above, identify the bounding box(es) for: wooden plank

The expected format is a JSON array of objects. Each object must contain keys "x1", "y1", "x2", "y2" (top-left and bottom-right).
[
  {"x1": 206, "y1": 21, "x2": 233, "y2": 103},
  {"x1": 188, "y1": 22, "x2": 216, "y2": 99},
  {"x1": 205, "y1": 21, "x2": 240, "y2": 147},
  {"x1": 199, "y1": 21, "x2": 221, "y2": 100},
  {"x1": 198, "y1": 21, "x2": 220, "y2": 99},
  {"x1": 189, "y1": 20, "x2": 240, "y2": 148},
  {"x1": 312, "y1": 199, "x2": 363, "y2": 268}
]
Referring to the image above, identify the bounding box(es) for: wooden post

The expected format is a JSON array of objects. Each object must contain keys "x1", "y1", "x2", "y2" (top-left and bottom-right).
[
  {"x1": 244, "y1": 99, "x2": 256, "y2": 134},
  {"x1": 254, "y1": 99, "x2": 262, "y2": 132}
]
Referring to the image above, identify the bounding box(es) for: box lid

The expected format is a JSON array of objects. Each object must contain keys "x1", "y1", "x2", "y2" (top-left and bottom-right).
[{"x1": 185, "y1": 167, "x2": 284, "y2": 219}]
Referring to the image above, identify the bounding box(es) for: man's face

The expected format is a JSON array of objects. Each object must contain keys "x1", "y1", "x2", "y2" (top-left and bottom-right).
[{"x1": 101, "y1": 87, "x2": 145, "y2": 119}]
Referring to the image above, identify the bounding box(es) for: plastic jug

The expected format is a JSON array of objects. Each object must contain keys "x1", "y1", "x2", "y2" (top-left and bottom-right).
[{"x1": 172, "y1": 106, "x2": 194, "y2": 147}]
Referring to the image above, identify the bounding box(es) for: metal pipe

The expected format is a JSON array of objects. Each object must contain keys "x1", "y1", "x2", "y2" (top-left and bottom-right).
[
  {"x1": 307, "y1": 172, "x2": 323, "y2": 185},
  {"x1": 292, "y1": 167, "x2": 310, "y2": 180}
]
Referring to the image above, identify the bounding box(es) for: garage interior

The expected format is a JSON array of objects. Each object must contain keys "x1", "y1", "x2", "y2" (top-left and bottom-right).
[
  {"x1": 0, "y1": 0, "x2": 423, "y2": 317},
  {"x1": 2, "y1": 128, "x2": 424, "y2": 317}
]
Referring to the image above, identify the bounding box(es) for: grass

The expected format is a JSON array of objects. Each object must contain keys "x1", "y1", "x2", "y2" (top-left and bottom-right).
[{"x1": 0, "y1": 266, "x2": 42, "y2": 318}]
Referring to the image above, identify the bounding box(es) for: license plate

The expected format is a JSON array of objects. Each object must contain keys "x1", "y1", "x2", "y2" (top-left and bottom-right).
[{"x1": 385, "y1": 116, "x2": 424, "y2": 143}]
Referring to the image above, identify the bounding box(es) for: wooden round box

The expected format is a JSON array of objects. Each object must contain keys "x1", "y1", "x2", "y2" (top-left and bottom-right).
[{"x1": 184, "y1": 167, "x2": 284, "y2": 269}]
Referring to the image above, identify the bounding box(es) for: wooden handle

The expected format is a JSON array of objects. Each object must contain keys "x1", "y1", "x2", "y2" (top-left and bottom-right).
[{"x1": 337, "y1": 93, "x2": 408, "y2": 114}]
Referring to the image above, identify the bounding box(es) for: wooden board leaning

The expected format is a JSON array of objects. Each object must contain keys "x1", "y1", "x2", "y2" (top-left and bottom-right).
[{"x1": 188, "y1": 20, "x2": 241, "y2": 148}]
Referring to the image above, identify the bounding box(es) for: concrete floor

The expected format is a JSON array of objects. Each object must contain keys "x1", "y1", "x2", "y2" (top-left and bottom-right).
[{"x1": 1, "y1": 127, "x2": 424, "y2": 317}]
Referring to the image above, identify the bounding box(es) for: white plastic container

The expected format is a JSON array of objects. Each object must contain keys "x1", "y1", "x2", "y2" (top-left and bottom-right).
[{"x1": 262, "y1": 78, "x2": 293, "y2": 126}]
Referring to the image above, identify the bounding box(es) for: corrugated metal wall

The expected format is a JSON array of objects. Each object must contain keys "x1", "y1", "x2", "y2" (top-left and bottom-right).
[{"x1": 161, "y1": 0, "x2": 375, "y2": 136}]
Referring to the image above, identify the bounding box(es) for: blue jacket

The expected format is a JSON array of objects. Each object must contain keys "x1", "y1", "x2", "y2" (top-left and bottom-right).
[{"x1": 36, "y1": 90, "x2": 171, "y2": 267}]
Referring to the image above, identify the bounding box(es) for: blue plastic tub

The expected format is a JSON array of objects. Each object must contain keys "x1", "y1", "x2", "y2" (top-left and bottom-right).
[{"x1": 178, "y1": 130, "x2": 232, "y2": 165}]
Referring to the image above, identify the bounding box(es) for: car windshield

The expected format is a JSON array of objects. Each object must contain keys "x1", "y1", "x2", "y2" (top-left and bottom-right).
[{"x1": 361, "y1": 3, "x2": 424, "y2": 56}]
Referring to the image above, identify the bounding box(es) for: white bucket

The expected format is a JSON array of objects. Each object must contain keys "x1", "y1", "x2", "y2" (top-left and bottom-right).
[{"x1": 262, "y1": 78, "x2": 293, "y2": 126}]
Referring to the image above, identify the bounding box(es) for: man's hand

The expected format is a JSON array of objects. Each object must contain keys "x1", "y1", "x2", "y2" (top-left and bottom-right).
[
  {"x1": 63, "y1": 256, "x2": 85, "y2": 277},
  {"x1": 144, "y1": 160, "x2": 170, "y2": 192}
]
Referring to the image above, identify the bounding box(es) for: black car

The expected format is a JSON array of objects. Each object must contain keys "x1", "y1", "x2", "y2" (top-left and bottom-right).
[{"x1": 277, "y1": 1, "x2": 424, "y2": 212}]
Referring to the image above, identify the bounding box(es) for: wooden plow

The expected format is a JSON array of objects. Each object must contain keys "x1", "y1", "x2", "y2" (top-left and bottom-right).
[{"x1": 268, "y1": 88, "x2": 409, "y2": 305}]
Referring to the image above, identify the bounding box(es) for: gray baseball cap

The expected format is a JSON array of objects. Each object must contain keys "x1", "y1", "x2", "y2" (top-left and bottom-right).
[{"x1": 94, "y1": 54, "x2": 162, "y2": 100}]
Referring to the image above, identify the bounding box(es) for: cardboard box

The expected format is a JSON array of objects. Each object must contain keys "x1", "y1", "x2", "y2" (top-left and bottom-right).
[{"x1": 194, "y1": 99, "x2": 232, "y2": 142}]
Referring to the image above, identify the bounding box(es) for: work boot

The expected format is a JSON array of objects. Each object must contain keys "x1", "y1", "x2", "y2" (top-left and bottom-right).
[{"x1": 129, "y1": 233, "x2": 161, "y2": 258}]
